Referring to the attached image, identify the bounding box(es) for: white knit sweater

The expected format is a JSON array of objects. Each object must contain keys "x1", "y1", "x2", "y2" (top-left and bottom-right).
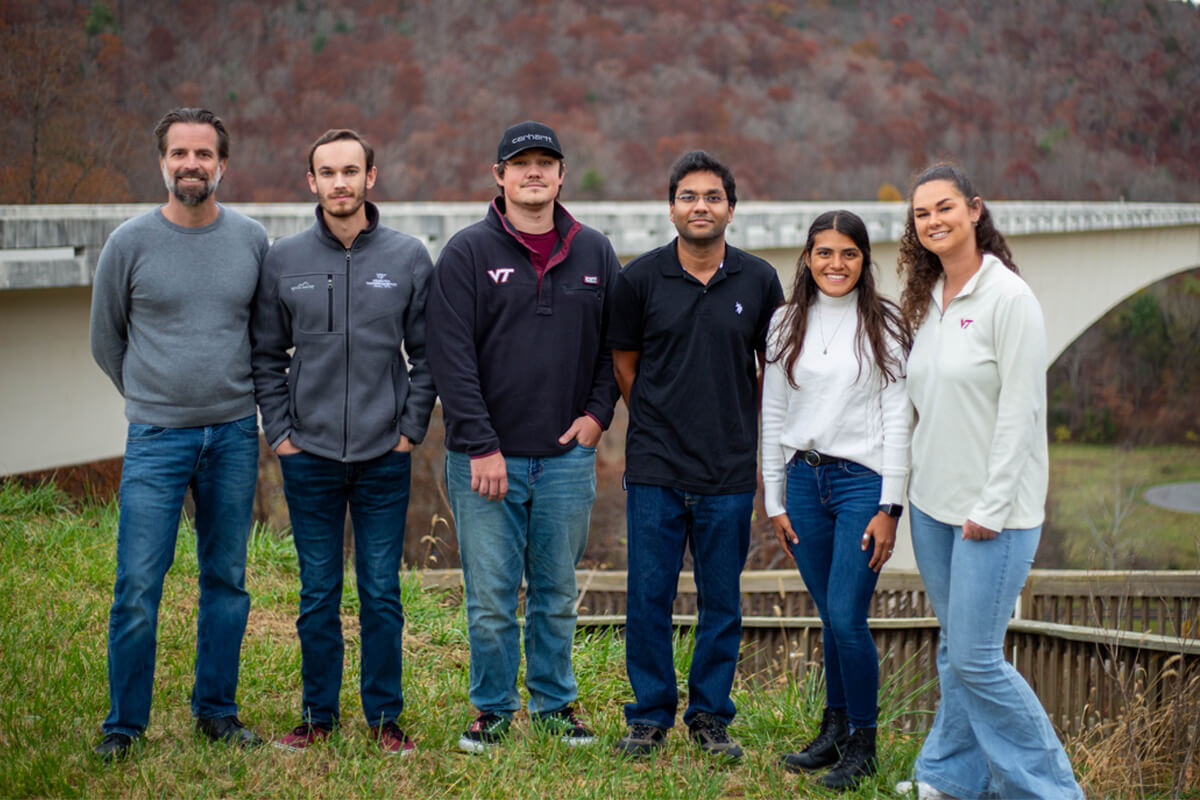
[{"x1": 760, "y1": 289, "x2": 912, "y2": 518}]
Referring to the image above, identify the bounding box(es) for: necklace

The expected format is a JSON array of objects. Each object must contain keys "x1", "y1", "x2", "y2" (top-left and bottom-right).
[{"x1": 817, "y1": 302, "x2": 854, "y2": 355}]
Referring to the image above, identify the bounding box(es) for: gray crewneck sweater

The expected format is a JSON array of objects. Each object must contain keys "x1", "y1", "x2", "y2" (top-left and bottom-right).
[{"x1": 90, "y1": 205, "x2": 269, "y2": 427}]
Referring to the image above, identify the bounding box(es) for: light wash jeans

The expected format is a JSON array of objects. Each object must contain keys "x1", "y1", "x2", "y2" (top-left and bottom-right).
[
  {"x1": 103, "y1": 415, "x2": 259, "y2": 736},
  {"x1": 446, "y1": 445, "x2": 596, "y2": 718},
  {"x1": 279, "y1": 448, "x2": 410, "y2": 726},
  {"x1": 623, "y1": 483, "x2": 753, "y2": 729},
  {"x1": 910, "y1": 504, "x2": 1084, "y2": 800}
]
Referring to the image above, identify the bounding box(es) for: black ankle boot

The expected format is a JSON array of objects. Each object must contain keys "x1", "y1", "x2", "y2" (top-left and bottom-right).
[
  {"x1": 819, "y1": 725, "x2": 877, "y2": 790},
  {"x1": 780, "y1": 706, "x2": 849, "y2": 773}
]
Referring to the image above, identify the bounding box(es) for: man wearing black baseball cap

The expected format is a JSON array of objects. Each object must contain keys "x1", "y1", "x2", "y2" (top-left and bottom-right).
[
  {"x1": 496, "y1": 120, "x2": 564, "y2": 161},
  {"x1": 427, "y1": 121, "x2": 620, "y2": 753}
]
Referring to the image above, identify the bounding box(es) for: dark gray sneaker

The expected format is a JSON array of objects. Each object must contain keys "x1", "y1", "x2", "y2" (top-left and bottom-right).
[
  {"x1": 615, "y1": 723, "x2": 667, "y2": 757},
  {"x1": 534, "y1": 706, "x2": 596, "y2": 746},
  {"x1": 196, "y1": 715, "x2": 265, "y2": 748},
  {"x1": 93, "y1": 732, "x2": 135, "y2": 762},
  {"x1": 457, "y1": 712, "x2": 511, "y2": 753},
  {"x1": 687, "y1": 713, "x2": 743, "y2": 760}
]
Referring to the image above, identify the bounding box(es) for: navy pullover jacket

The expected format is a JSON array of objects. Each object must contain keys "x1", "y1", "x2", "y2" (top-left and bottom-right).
[{"x1": 427, "y1": 198, "x2": 620, "y2": 457}]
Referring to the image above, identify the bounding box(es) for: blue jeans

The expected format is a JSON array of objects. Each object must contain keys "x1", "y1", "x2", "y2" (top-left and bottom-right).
[
  {"x1": 279, "y1": 449, "x2": 411, "y2": 726},
  {"x1": 911, "y1": 504, "x2": 1084, "y2": 800},
  {"x1": 446, "y1": 446, "x2": 596, "y2": 717},
  {"x1": 623, "y1": 483, "x2": 753, "y2": 729},
  {"x1": 785, "y1": 457, "x2": 882, "y2": 728},
  {"x1": 103, "y1": 415, "x2": 259, "y2": 736}
]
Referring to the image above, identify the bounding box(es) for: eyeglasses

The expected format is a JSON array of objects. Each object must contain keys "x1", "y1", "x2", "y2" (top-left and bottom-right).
[{"x1": 674, "y1": 193, "x2": 727, "y2": 205}]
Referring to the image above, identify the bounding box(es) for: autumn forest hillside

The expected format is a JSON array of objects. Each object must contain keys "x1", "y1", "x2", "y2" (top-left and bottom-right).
[{"x1": 2, "y1": 0, "x2": 1198, "y2": 205}]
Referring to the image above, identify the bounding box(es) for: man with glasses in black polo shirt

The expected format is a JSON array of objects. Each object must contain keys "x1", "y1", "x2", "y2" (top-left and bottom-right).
[{"x1": 609, "y1": 151, "x2": 783, "y2": 760}]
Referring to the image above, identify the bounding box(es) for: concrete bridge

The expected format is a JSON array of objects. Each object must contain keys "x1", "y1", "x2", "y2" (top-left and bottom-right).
[{"x1": 3, "y1": 199, "x2": 1198, "y2": 471}]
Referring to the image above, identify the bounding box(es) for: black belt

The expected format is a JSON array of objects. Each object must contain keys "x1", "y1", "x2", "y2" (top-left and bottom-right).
[{"x1": 795, "y1": 449, "x2": 839, "y2": 467}]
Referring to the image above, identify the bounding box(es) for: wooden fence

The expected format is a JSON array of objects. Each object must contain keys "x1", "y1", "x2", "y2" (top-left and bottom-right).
[{"x1": 417, "y1": 568, "x2": 1200, "y2": 733}]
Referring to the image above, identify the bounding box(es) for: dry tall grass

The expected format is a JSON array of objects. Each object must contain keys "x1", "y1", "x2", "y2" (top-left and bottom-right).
[{"x1": 1071, "y1": 653, "x2": 1200, "y2": 798}]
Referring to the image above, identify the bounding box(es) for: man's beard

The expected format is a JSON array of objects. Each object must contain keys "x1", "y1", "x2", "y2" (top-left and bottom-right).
[
  {"x1": 677, "y1": 216, "x2": 727, "y2": 243},
  {"x1": 162, "y1": 165, "x2": 221, "y2": 206},
  {"x1": 321, "y1": 188, "x2": 366, "y2": 218}
]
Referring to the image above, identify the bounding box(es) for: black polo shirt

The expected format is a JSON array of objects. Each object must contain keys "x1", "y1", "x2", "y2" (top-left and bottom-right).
[{"x1": 609, "y1": 240, "x2": 784, "y2": 494}]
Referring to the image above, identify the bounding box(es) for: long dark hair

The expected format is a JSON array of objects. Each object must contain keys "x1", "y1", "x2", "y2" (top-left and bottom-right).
[
  {"x1": 898, "y1": 163, "x2": 1018, "y2": 329},
  {"x1": 769, "y1": 210, "x2": 910, "y2": 388}
]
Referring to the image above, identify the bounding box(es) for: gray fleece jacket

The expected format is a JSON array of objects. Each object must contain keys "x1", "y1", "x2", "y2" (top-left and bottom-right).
[
  {"x1": 251, "y1": 202, "x2": 436, "y2": 462},
  {"x1": 89, "y1": 205, "x2": 268, "y2": 427}
]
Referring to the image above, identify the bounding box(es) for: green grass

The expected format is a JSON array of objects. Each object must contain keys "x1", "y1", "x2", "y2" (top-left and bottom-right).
[
  {"x1": 0, "y1": 482, "x2": 935, "y2": 798},
  {"x1": 1047, "y1": 444, "x2": 1200, "y2": 568}
]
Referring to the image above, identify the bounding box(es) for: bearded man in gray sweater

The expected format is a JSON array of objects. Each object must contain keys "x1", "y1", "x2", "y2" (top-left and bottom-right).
[{"x1": 89, "y1": 108, "x2": 268, "y2": 762}]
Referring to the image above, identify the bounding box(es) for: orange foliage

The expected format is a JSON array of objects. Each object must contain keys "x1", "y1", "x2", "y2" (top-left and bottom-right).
[
  {"x1": 767, "y1": 85, "x2": 793, "y2": 102},
  {"x1": 1, "y1": 0, "x2": 1198, "y2": 204}
]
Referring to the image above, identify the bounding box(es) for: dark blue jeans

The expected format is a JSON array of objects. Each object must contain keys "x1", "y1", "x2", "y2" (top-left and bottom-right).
[
  {"x1": 103, "y1": 415, "x2": 259, "y2": 737},
  {"x1": 785, "y1": 456, "x2": 883, "y2": 728},
  {"x1": 279, "y1": 448, "x2": 411, "y2": 727},
  {"x1": 623, "y1": 483, "x2": 753, "y2": 729}
]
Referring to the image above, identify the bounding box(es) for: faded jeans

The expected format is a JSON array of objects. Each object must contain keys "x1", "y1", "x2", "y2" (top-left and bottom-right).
[
  {"x1": 911, "y1": 504, "x2": 1084, "y2": 800},
  {"x1": 446, "y1": 445, "x2": 596, "y2": 718}
]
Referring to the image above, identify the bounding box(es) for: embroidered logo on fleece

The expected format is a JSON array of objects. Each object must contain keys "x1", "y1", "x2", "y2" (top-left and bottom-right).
[
  {"x1": 366, "y1": 273, "x2": 397, "y2": 289},
  {"x1": 583, "y1": 275, "x2": 598, "y2": 285},
  {"x1": 734, "y1": 301, "x2": 744, "y2": 315},
  {"x1": 960, "y1": 318, "x2": 974, "y2": 329},
  {"x1": 488, "y1": 267, "x2": 515, "y2": 284},
  {"x1": 290, "y1": 281, "x2": 315, "y2": 292}
]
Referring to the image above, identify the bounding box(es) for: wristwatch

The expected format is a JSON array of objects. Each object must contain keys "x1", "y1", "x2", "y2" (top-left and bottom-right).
[{"x1": 878, "y1": 503, "x2": 903, "y2": 520}]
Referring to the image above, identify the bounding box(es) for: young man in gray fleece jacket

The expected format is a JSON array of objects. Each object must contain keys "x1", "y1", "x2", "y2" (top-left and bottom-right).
[
  {"x1": 89, "y1": 108, "x2": 269, "y2": 762},
  {"x1": 251, "y1": 129, "x2": 435, "y2": 755}
]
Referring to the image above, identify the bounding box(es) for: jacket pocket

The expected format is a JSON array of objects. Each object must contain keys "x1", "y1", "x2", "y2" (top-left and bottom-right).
[
  {"x1": 326, "y1": 274, "x2": 334, "y2": 332},
  {"x1": 391, "y1": 355, "x2": 409, "y2": 428},
  {"x1": 289, "y1": 358, "x2": 303, "y2": 429},
  {"x1": 390, "y1": 356, "x2": 400, "y2": 426}
]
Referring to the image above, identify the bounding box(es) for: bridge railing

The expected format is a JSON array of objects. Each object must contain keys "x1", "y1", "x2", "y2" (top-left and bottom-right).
[
  {"x1": 555, "y1": 568, "x2": 1199, "y2": 639},
  {"x1": 6, "y1": 201, "x2": 1200, "y2": 289},
  {"x1": 419, "y1": 568, "x2": 1200, "y2": 733}
]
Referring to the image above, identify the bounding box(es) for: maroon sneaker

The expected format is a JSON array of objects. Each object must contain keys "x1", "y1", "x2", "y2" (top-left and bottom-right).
[
  {"x1": 273, "y1": 722, "x2": 332, "y2": 752},
  {"x1": 371, "y1": 721, "x2": 416, "y2": 756}
]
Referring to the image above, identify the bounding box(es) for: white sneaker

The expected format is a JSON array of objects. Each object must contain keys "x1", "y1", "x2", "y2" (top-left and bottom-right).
[{"x1": 895, "y1": 780, "x2": 959, "y2": 799}]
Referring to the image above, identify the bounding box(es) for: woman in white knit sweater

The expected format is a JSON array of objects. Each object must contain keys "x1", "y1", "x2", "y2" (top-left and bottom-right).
[
  {"x1": 895, "y1": 164, "x2": 1083, "y2": 800},
  {"x1": 762, "y1": 210, "x2": 911, "y2": 791}
]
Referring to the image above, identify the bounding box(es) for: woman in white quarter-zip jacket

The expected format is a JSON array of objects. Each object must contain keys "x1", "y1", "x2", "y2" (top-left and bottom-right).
[
  {"x1": 762, "y1": 210, "x2": 911, "y2": 791},
  {"x1": 895, "y1": 164, "x2": 1084, "y2": 800}
]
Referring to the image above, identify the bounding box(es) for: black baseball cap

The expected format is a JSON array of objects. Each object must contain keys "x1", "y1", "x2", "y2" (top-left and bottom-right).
[{"x1": 497, "y1": 121, "x2": 564, "y2": 162}]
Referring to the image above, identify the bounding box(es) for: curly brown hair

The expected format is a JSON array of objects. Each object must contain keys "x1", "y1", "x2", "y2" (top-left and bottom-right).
[
  {"x1": 769, "y1": 210, "x2": 910, "y2": 389},
  {"x1": 898, "y1": 163, "x2": 1018, "y2": 329}
]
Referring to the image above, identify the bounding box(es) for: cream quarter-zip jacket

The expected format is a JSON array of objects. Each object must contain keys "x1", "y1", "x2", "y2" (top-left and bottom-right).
[{"x1": 907, "y1": 253, "x2": 1049, "y2": 531}]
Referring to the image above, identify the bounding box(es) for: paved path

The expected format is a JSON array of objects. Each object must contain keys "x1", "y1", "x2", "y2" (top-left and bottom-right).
[{"x1": 1142, "y1": 482, "x2": 1200, "y2": 513}]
